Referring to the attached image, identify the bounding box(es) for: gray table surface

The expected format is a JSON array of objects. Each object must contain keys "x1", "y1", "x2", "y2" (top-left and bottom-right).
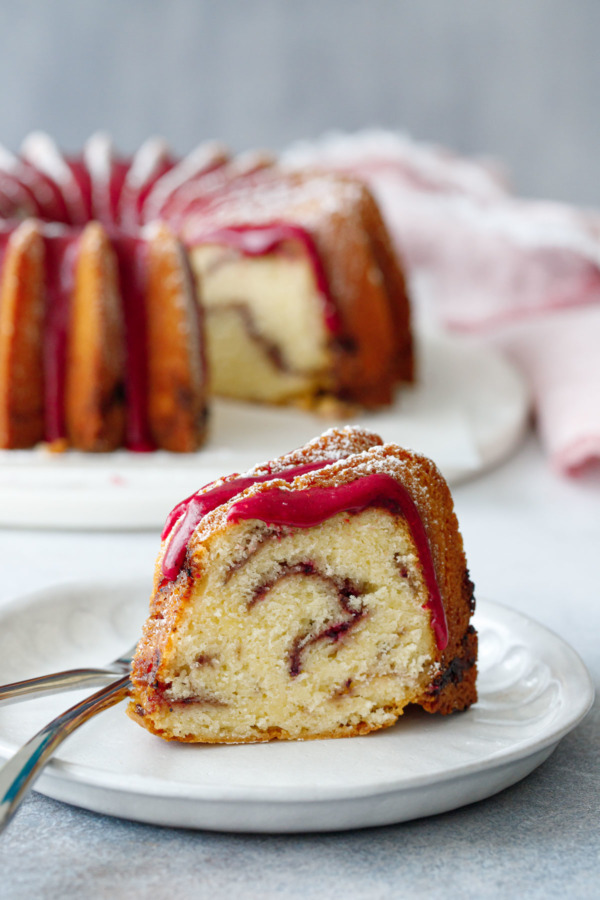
[{"x1": 0, "y1": 433, "x2": 598, "y2": 899}]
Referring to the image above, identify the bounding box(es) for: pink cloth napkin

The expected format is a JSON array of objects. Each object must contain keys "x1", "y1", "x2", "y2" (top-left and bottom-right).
[{"x1": 284, "y1": 131, "x2": 600, "y2": 474}]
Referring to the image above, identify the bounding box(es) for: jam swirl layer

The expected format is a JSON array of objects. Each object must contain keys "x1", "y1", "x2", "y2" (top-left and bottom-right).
[
  {"x1": 227, "y1": 473, "x2": 447, "y2": 650},
  {"x1": 186, "y1": 223, "x2": 342, "y2": 334},
  {"x1": 161, "y1": 465, "x2": 448, "y2": 650}
]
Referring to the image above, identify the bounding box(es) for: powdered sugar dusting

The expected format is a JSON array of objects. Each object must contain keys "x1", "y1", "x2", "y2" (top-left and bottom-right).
[
  {"x1": 84, "y1": 132, "x2": 114, "y2": 223},
  {"x1": 84, "y1": 132, "x2": 113, "y2": 186},
  {"x1": 237, "y1": 440, "x2": 440, "y2": 508},
  {"x1": 179, "y1": 169, "x2": 364, "y2": 242},
  {"x1": 0, "y1": 145, "x2": 20, "y2": 174},
  {"x1": 21, "y1": 133, "x2": 68, "y2": 183},
  {"x1": 170, "y1": 427, "x2": 444, "y2": 546},
  {"x1": 142, "y1": 141, "x2": 229, "y2": 223},
  {"x1": 127, "y1": 137, "x2": 170, "y2": 188},
  {"x1": 21, "y1": 132, "x2": 88, "y2": 225}
]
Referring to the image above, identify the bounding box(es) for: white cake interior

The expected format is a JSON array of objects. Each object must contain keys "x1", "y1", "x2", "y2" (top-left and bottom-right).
[
  {"x1": 151, "y1": 507, "x2": 437, "y2": 742},
  {"x1": 190, "y1": 244, "x2": 331, "y2": 403}
]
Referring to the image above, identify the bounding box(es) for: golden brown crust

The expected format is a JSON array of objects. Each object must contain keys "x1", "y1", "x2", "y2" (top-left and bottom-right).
[
  {"x1": 130, "y1": 428, "x2": 477, "y2": 734},
  {"x1": 308, "y1": 182, "x2": 400, "y2": 406},
  {"x1": 126, "y1": 699, "x2": 404, "y2": 743},
  {"x1": 65, "y1": 222, "x2": 126, "y2": 451},
  {"x1": 420, "y1": 623, "x2": 478, "y2": 714},
  {"x1": 0, "y1": 222, "x2": 45, "y2": 448},
  {"x1": 358, "y1": 186, "x2": 414, "y2": 384},
  {"x1": 145, "y1": 224, "x2": 209, "y2": 452}
]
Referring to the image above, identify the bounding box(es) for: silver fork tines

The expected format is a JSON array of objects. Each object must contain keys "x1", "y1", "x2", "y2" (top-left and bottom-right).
[{"x1": 0, "y1": 643, "x2": 138, "y2": 705}]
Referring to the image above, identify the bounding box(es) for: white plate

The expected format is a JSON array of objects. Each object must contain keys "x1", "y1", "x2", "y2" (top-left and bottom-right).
[
  {"x1": 0, "y1": 332, "x2": 529, "y2": 529},
  {"x1": 0, "y1": 580, "x2": 592, "y2": 833}
]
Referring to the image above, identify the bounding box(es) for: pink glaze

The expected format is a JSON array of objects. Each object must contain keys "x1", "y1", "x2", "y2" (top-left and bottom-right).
[
  {"x1": 15, "y1": 161, "x2": 70, "y2": 223},
  {"x1": 160, "y1": 463, "x2": 447, "y2": 650},
  {"x1": 228, "y1": 473, "x2": 448, "y2": 650},
  {"x1": 161, "y1": 459, "x2": 336, "y2": 580},
  {"x1": 155, "y1": 158, "x2": 230, "y2": 223},
  {"x1": 43, "y1": 232, "x2": 81, "y2": 442},
  {"x1": 0, "y1": 172, "x2": 35, "y2": 219},
  {"x1": 64, "y1": 158, "x2": 92, "y2": 223},
  {"x1": 0, "y1": 165, "x2": 66, "y2": 222},
  {"x1": 122, "y1": 155, "x2": 174, "y2": 225},
  {"x1": 112, "y1": 234, "x2": 154, "y2": 451},
  {"x1": 185, "y1": 223, "x2": 342, "y2": 333},
  {"x1": 106, "y1": 160, "x2": 130, "y2": 225},
  {"x1": 157, "y1": 160, "x2": 278, "y2": 232}
]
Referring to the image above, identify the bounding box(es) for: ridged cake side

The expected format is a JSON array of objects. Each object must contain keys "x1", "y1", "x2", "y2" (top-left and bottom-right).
[
  {"x1": 0, "y1": 222, "x2": 45, "y2": 448},
  {"x1": 0, "y1": 220, "x2": 208, "y2": 451}
]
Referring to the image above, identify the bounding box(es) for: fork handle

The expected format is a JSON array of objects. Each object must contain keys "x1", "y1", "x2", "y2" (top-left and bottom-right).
[
  {"x1": 0, "y1": 669, "x2": 122, "y2": 704},
  {"x1": 0, "y1": 674, "x2": 131, "y2": 833}
]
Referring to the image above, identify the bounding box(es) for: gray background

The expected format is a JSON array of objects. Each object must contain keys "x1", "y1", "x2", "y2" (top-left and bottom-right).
[{"x1": 0, "y1": 0, "x2": 599, "y2": 204}]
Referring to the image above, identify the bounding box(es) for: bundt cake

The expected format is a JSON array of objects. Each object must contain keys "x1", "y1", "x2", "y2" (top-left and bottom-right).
[
  {"x1": 128, "y1": 427, "x2": 477, "y2": 743},
  {"x1": 0, "y1": 133, "x2": 413, "y2": 451}
]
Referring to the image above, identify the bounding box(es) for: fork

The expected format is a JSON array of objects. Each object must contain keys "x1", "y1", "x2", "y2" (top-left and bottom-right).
[
  {"x1": 0, "y1": 643, "x2": 137, "y2": 705},
  {"x1": 0, "y1": 672, "x2": 131, "y2": 832}
]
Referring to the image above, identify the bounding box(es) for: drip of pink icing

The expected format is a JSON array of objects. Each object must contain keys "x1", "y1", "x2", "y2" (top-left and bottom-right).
[
  {"x1": 227, "y1": 473, "x2": 448, "y2": 650},
  {"x1": 112, "y1": 234, "x2": 154, "y2": 451},
  {"x1": 122, "y1": 156, "x2": 175, "y2": 225},
  {"x1": 186, "y1": 223, "x2": 342, "y2": 333},
  {"x1": 156, "y1": 159, "x2": 230, "y2": 223},
  {"x1": 16, "y1": 161, "x2": 70, "y2": 223},
  {"x1": 43, "y1": 233, "x2": 81, "y2": 442},
  {"x1": 106, "y1": 161, "x2": 129, "y2": 225},
  {"x1": 65, "y1": 158, "x2": 92, "y2": 223},
  {"x1": 161, "y1": 459, "x2": 335, "y2": 579}
]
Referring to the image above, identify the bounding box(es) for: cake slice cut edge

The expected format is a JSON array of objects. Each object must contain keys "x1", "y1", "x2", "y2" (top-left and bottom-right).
[
  {"x1": 184, "y1": 173, "x2": 414, "y2": 411},
  {"x1": 128, "y1": 427, "x2": 477, "y2": 743}
]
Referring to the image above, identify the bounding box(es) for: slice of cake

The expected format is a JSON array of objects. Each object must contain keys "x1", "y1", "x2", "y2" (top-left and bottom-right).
[{"x1": 128, "y1": 427, "x2": 477, "y2": 743}]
